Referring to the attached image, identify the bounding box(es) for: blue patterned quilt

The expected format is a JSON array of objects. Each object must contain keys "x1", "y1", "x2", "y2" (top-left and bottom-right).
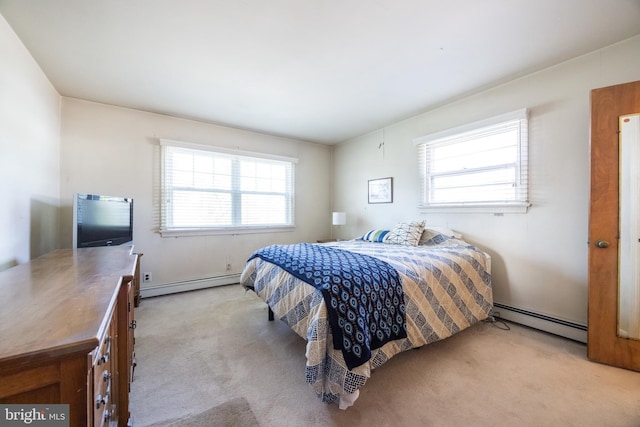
[{"x1": 248, "y1": 243, "x2": 407, "y2": 370}]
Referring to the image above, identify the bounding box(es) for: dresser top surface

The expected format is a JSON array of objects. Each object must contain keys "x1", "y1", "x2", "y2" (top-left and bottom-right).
[{"x1": 0, "y1": 245, "x2": 137, "y2": 367}]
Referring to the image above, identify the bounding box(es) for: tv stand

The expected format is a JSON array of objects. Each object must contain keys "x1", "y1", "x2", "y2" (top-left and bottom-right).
[{"x1": 0, "y1": 246, "x2": 140, "y2": 426}]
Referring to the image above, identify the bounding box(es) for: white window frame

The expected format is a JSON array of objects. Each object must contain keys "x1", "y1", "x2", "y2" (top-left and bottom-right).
[
  {"x1": 159, "y1": 139, "x2": 297, "y2": 237},
  {"x1": 413, "y1": 109, "x2": 530, "y2": 213}
]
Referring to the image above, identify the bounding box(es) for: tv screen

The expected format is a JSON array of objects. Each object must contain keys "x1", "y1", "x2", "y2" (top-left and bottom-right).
[{"x1": 74, "y1": 193, "x2": 133, "y2": 248}]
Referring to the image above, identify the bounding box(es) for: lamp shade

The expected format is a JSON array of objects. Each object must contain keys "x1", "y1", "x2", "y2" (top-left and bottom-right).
[{"x1": 332, "y1": 212, "x2": 346, "y2": 226}]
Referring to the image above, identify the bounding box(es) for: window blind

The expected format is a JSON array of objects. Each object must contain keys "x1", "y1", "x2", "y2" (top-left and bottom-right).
[
  {"x1": 414, "y1": 109, "x2": 529, "y2": 211},
  {"x1": 160, "y1": 140, "x2": 296, "y2": 234}
]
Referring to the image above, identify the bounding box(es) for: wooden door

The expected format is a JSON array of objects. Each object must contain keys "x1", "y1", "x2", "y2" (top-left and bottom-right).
[{"x1": 588, "y1": 80, "x2": 640, "y2": 370}]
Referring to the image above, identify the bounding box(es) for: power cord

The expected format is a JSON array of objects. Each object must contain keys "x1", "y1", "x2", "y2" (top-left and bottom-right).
[{"x1": 483, "y1": 310, "x2": 511, "y2": 331}]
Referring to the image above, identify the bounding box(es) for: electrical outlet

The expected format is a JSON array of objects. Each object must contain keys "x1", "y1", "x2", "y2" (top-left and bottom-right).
[
  {"x1": 143, "y1": 272, "x2": 152, "y2": 282},
  {"x1": 226, "y1": 263, "x2": 232, "y2": 272}
]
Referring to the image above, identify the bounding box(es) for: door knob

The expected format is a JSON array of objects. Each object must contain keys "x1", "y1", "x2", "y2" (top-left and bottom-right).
[{"x1": 595, "y1": 240, "x2": 610, "y2": 248}]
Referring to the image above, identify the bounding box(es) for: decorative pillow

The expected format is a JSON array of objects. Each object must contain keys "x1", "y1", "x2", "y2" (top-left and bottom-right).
[
  {"x1": 420, "y1": 232, "x2": 450, "y2": 246},
  {"x1": 384, "y1": 221, "x2": 425, "y2": 246},
  {"x1": 359, "y1": 229, "x2": 390, "y2": 242},
  {"x1": 419, "y1": 227, "x2": 462, "y2": 245}
]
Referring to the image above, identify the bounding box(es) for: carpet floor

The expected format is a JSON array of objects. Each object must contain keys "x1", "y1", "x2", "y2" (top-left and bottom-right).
[{"x1": 130, "y1": 285, "x2": 640, "y2": 427}]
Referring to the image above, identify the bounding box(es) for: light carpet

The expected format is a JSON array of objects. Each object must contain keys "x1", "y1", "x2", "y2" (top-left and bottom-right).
[{"x1": 130, "y1": 285, "x2": 640, "y2": 427}]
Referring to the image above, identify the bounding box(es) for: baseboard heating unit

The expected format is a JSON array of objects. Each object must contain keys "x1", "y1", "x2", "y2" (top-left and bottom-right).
[
  {"x1": 492, "y1": 302, "x2": 587, "y2": 343},
  {"x1": 140, "y1": 273, "x2": 241, "y2": 299}
]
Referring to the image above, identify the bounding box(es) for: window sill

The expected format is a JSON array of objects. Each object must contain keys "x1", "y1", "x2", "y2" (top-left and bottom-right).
[
  {"x1": 159, "y1": 225, "x2": 295, "y2": 237},
  {"x1": 418, "y1": 203, "x2": 530, "y2": 214}
]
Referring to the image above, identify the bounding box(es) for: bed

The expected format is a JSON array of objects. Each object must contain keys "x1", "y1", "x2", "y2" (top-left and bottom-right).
[{"x1": 240, "y1": 222, "x2": 493, "y2": 409}]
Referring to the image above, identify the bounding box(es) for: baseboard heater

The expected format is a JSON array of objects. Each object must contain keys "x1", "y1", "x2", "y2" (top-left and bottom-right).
[
  {"x1": 140, "y1": 273, "x2": 241, "y2": 299},
  {"x1": 492, "y1": 302, "x2": 587, "y2": 344}
]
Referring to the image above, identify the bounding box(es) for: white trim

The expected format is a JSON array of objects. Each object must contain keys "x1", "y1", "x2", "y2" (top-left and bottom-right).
[
  {"x1": 159, "y1": 225, "x2": 295, "y2": 237},
  {"x1": 413, "y1": 108, "x2": 528, "y2": 146},
  {"x1": 159, "y1": 138, "x2": 299, "y2": 164},
  {"x1": 420, "y1": 202, "x2": 531, "y2": 214},
  {"x1": 140, "y1": 273, "x2": 241, "y2": 298}
]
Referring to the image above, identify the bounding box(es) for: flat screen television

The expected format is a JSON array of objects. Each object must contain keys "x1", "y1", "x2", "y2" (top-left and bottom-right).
[{"x1": 73, "y1": 193, "x2": 133, "y2": 248}]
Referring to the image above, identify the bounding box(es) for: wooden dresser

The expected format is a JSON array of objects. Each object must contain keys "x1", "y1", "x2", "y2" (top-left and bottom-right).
[{"x1": 0, "y1": 246, "x2": 140, "y2": 426}]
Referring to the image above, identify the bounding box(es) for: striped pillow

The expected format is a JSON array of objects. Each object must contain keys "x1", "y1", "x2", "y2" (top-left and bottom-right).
[
  {"x1": 384, "y1": 221, "x2": 426, "y2": 246},
  {"x1": 360, "y1": 229, "x2": 390, "y2": 243}
]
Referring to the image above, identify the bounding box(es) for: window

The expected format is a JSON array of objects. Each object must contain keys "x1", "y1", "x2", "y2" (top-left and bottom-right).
[
  {"x1": 414, "y1": 109, "x2": 529, "y2": 213},
  {"x1": 160, "y1": 140, "x2": 296, "y2": 235}
]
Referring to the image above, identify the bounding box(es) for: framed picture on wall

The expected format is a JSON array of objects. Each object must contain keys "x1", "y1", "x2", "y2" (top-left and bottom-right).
[{"x1": 368, "y1": 177, "x2": 393, "y2": 204}]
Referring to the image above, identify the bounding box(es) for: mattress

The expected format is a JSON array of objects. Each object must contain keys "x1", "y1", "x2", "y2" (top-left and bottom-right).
[{"x1": 240, "y1": 237, "x2": 493, "y2": 407}]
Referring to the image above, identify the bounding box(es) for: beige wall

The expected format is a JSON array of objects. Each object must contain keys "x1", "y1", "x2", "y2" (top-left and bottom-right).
[
  {"x1": 333, "y1": 35, "x2": 640, "y2": 327},
  {"x1": 0, "y1": 15, "x2": 61, "y2": 270},
  {"x1": 60, "y1": 99, "x2": 332, "y2": 288},
  {"x1": 4, "y1": 3, "x2": 640, "y2": 329},
  {"x1": 1, "y1": 8, "x2": 332, "y2": 288}
]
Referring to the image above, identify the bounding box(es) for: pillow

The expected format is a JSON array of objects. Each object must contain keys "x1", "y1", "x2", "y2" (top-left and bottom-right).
[
  {"x1": 419, "y1": 226, "x2": 463, "y2": 245},
  {"x1": 420, "y1": 232, "x2": 450, "y2": 246},
  {"x1": 384, "y1": 221, "x2": 425, "y2": 246},
  {"x1": 430, "y1": 226, "x2": 463, "y2": 239},
  {"x1": 359, "y1": 229, "x2": 390, "y2": 242}
]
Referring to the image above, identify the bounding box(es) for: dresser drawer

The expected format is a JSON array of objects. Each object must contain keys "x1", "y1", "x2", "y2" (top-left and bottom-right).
[{"x1": 93, "y1": 312, "x2": 117, "y2": 427}]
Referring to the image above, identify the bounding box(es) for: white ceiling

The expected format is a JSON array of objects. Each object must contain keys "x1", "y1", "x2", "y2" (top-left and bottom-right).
[{"x1": 2, "y1": 0, "x2": 640, "y2": 144}]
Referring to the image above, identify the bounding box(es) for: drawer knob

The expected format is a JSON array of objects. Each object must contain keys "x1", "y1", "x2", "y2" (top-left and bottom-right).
[
  {"x1": 98, "y1": 337, "x2": 112, "y2": 364},
  {"x1": 96, "y1": 394, "x2": 108, "y2": 409},
  {"x1": 100, "y1": 352, "x2": 109, "y2": 364}
]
